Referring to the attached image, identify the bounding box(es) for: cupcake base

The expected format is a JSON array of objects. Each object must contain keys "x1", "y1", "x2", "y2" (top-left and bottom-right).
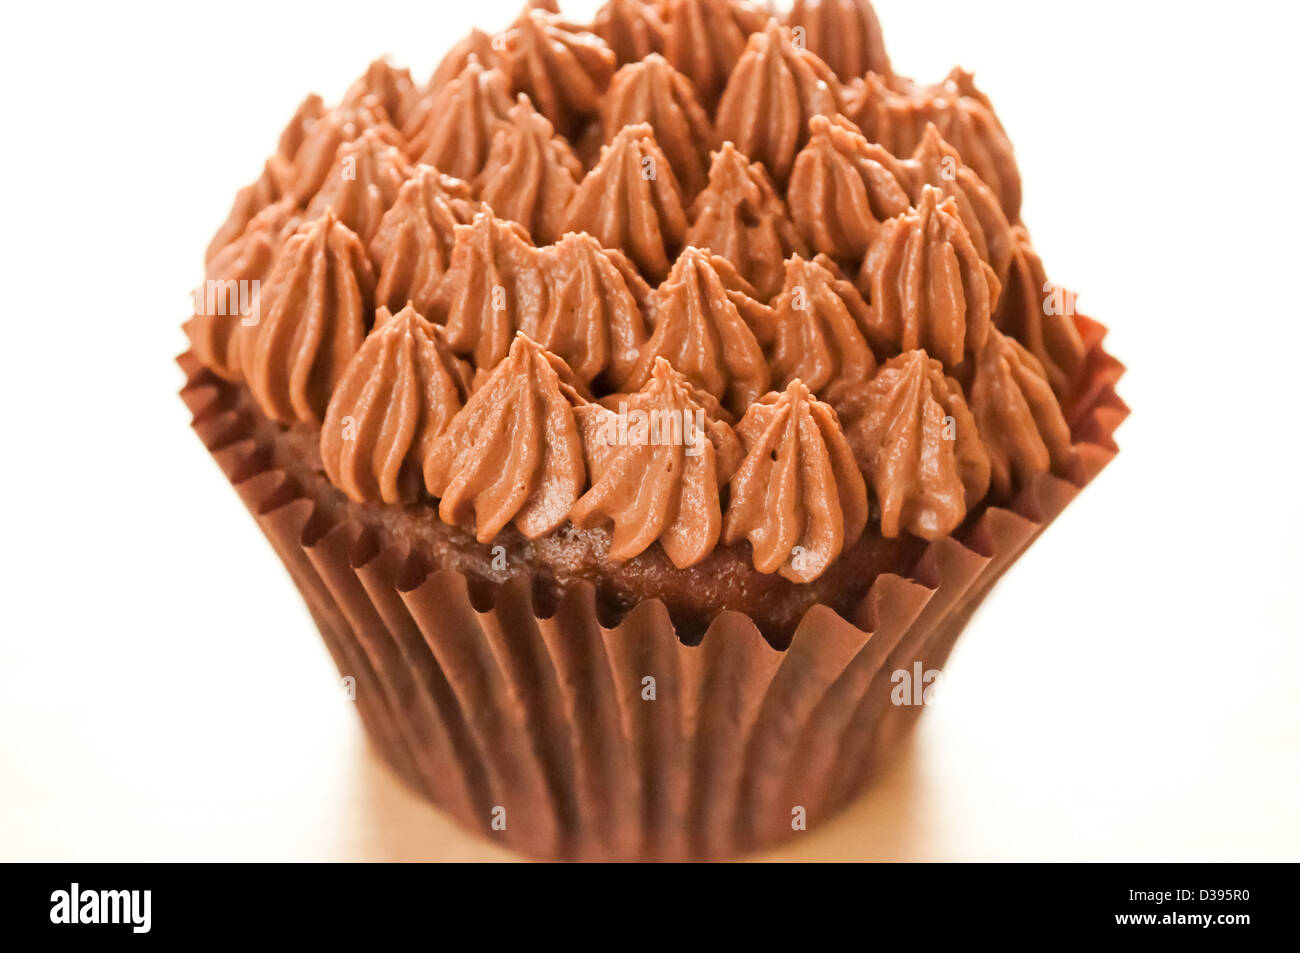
[{"x1": 179, "y1": 315, "x2": 1125, "y2": 861}]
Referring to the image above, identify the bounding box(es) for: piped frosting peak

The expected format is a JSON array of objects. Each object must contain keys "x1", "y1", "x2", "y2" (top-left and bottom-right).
[
  {"x1": 787, "y1": 113, "x2": 912, "y2": 263},
  {"x1": 861, "y1": 186, "x2": 999, "y2": 369},
  {"x1": 276, "y1": 94, "x2": 326, "y2": 165},
  {"x1": 784, "y1": 0, "x2": 892, "y2": 82},
  {"x1": 723, "y1": 379, "x2": 868, "y2": 582},
  {"x1": 601, "y1": 54, "x2": 714, "y2": 200},
  {"x1": 306, "y1": 127, "x2": 413, "y2": 245},
  {"x1": 403, "y1": 56, "x2": 514, "y2": 181},
  {"x1": 426, "y1": 332, "x2": 587, "y2": 541},
  {"x1": 593, "y1": 0, "x2": 667, "y2": 65},
  {"x1": 572, "y1": 357, "x2": 743, "y2": 567},
  {"x1": 189, "y1": 197, "x2": 303, "y2": 382},
  {"x1": 994, "y1": 226, "x2": 1087, "y2": 399},
  {"x1": 969, "y1": 328, "x2": 1075, "y2": 496},
  {"x1": 369, "y1": 166, "x2": 481, "y2": 316},
  {"x1": 321, "y1": 304, "x2": 471, "y2": 504},
  {"x1": 845, "y1": 349, "x2": 990, "y2": 540},
  {"x1": 849, "y1": 68, "x2": 1022, "y2": 222},
  {"x1": 476, "y1": 96, "x2": 583, "y2": 244},
  {"x1": 686, "y1": 141, "x2": 807, "y2": 299},
  {"x1": 343, "y1": 57, "x2": 417, "y2": 129},
  {"x1": 499, "y1": 10, "x2": 616, "y2": 136},
  {"x1": 291, "y1": 97, "x2": 401, "y2": 207},
  {"x1": 428, "y1": 29, "x2": 503, "y2": 96},
  {"x1": 903, "y1": 122, "x2": 1015, "y2": 288},
  {"x1": 430, "y1": 212, "x2": 546, "y2": 372},
  {"x1": 532, "y1": 232, "x2": 650, "y2": 387},
  {"x1": 240, "y1": 210, "x2": 376, "y2": 424},
  {"x1": 562, "y1": 123, "x2": 688, "y2": 281},
  {"x1": 715, "y1": 20, "x2": 843, "y2": 186},
  {"x1": 661, "y1": 0, "x2": 770, "y2": 111},
  {"x1": 205, "y1": 157, "x2": 296, "y2": 266},
  {"x1": 623, "y1": 246, "x2": 770, "y2": 415},
  {"x1": 770, "y1": 254, "x2": 876, "y2": 413}
]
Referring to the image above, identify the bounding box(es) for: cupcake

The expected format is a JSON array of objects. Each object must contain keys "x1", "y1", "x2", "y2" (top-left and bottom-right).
[{"x1": 180, "y1": 0, "x2": 1126, "y2": 861}]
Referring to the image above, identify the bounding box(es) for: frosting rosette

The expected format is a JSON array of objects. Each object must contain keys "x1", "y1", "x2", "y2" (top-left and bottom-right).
[
  {"x1": 601, "y1": 53, "x2": 714, "y2": 200},
  {"x1": 238, "y1": 209, "x2": 375, "y2": 424},
  {"x1": 845, "y1": 349, "x2": 990, "y2": 539},
  {"x1": 572, "y1": 357, "x2": 743, "y2": 567},
  {"x1": 861, "y1": 186, "x2": 999, "y2": 369},
  {"x1": 476, "y1": 97, "x2": 583, "y2": 244},
  {"x1": 563, "y1": 123, "x2": 688, "y2": 281},
  {"x1": 403, "y1": 56, "x2": 514, "y2": 181},
  {"x1": 429, "y1": 212, "x2": 546, "y2": 371},
  {"x1": 369, "y1": 166, "x2": 481, "y2": 315},
  {"x1": 715, "y1": 20, "x2": 843, "y2": 186},
  {"x1": 321, "y1": 304, "x2": 471, "y2": 504},
  {"x1": 622, "y1": 246, "x2": 770, "y2": 416},
  {"x1": 784, "y1": 0, "x2": 892, "y2": 82},
  {"x1": 723, "y1": 379, "x2": 868, "y2": 583},
  {"x1": 425, "y1": 332, "x2": 587, "y2": 541},
  {"x1": 686, "y1": 142, "x2": 806, "y2": 299}
]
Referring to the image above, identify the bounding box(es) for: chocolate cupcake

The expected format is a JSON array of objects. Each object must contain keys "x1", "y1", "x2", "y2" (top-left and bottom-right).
[{"x1": 181, "y1": 0, "x2": 1126, "y2": 861}]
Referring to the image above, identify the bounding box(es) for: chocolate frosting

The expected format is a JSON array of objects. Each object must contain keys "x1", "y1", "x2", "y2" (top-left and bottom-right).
[
  {"x1": 532, "y1": 232, "x2": 649, "y2": 387},
  {"x1": 239, "y1": 210, "x2": 375, "y2": 424},
  {"x1": 903, "y1": 122, "x2": 1015, "y2": 290},
  {"x1": 190, "y1": 3, "x2": 1103, "y2": 581},
  {"x1": 305, "y1": 128, "x2": 413, "y2": 246},
  {"x1": 849, "y1": 69, "x2": 1022, "y2": 222},
  {"x1": 205, "y1": 157, "x2": 295, "y2": 266},
  {"x1": 571, "y1": 357, "x2": 743, "y2": 567},
  {"x1": 709, "y1": 255, "x2": 780, "y2": 353},
  {"x1": 499, "y1": 10, "x2": 616, "y2": 136},
  {"x1": 593, "y1": 0, "x2": 666, "y2": 65},
  {"x1": 427, "y1": 29, "x2": 503, "y2": 96},
  {"x1": 784, "y1": 0, "x2": 892, "y2": 82},
  {"x1": 787, "y1": 113, "x2": 912, "y2": 263},
  {"x1": 426, "y1": 333, "x2": 587, "y2": 542},
  {"x1": 320, "y1": 304, "x2": 471, "y2": 504},
  {"x1": 290, "y1": 97, "x2": 400, "y2": 207},
  {"x1": 861, "y1": 186, "x2": 999, "y2": 369},
  {"x1": 205, "y1": 95, "x2": 395, "y2": 266},
  {"x1": 403, "y1": 57, "x2": 513, "y2": 181},
  {"x1": 429, "y1": 212, "x2": 546, "y2": 371},
  {"x1": 276, "y1": 94, "x2": 326, "y2": 165},
  {"x1": 188, "y1": 197, "x2": 303, "y2": 382},
  {"x1": 369, "y1": 166, "x2": 481, "y2": 316},
  {"x1": 770, "y1": 254, "x2": 876, "y2": 413},
  {"x1": 343, "y1": 57, "x2": 417, "y2": 129},
  {"x1": 994, "y1": 226, "x2": 1087, "y2": 398},
  {"x1": 601, "y1": 54, "x2": 715, "y2": 200},
  {"x1": 661, "y1": 0, "x2": 770, "y2": 110},
  {"x1": 562, "y1": 123, "x2": 688, "y2": 281},
  {"x1": 685, "y1": 141, "x2": 807, "y2": 299},
  {"x1": 622, "y1": 246, "x2": 770, "y2": 416},
  {"x1": 205, "y1": 196, "x2": 302, "y2": 286},
  {"x1": 969, "y1": 328, "x2": 1075, "y2": 496},
  {"x1": 715, "y1": 20, "x2": 843, "y2": 186},
  {"x1": 476, "y1": 97, "x2": 583, "y2": 244},
  {"x1": 845, "y1": 349, "x2": 989, "y2": 540},
  {"x1": 723, "y1": 379, "x2": 868, "y2": 582}
]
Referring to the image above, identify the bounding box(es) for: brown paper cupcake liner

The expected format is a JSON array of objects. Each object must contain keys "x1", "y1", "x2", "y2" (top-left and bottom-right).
[{"x1": 178, "y1": 314, "x2": 1126, "y2": 861}]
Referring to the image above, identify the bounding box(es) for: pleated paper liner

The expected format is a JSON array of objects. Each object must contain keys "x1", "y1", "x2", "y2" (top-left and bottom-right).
[{"x1": 178, "y1": 313, "x2": 1126, "y2": 861}]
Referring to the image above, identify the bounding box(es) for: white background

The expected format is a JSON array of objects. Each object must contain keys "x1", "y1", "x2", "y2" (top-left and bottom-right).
[{"x1": 1, "y1": 0, "x2": 1297, "y2": 860}]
